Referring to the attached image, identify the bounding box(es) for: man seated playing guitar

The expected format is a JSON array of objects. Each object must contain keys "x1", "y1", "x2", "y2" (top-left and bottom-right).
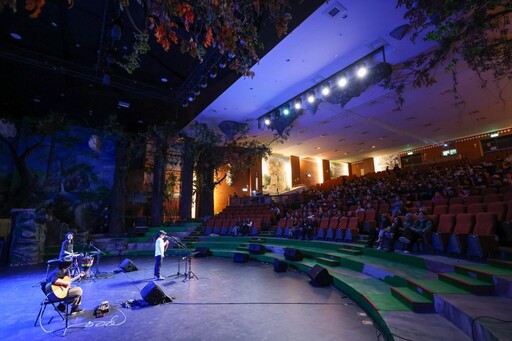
[{"x1": 46, "y1": 256, "x2": 84, "y2": 315}]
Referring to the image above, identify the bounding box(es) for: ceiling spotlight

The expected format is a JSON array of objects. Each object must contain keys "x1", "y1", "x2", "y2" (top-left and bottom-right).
[
  {"x1": 219, "y1": 61, "x2": 227, "y2": 69},
  {"x1": 321, "y1": 83, "x2": 330, "y2": 96},
  {"x1": 356, "y1": 64, "x2": 368, "y2": 78},
  {"x1": 307, "y1": 92, "x2": 316, "y2": 103},
  {"x1": 283, "y1": 108, "x2": 290, "y2": 116},
  {"x1": 10, "y1": 32, "x2": 22, "y2": 40},
  {"x1": 338, "y1": 74, "x2": 348, "y2": 87},
  {"x1": 188, "y1": 94, "x2": 195, "y2": 102},
  {"x1": 182, "y1": 100, "x2": 188, "y2": 108},
  {"x1": 294, "y1": 100, "x2": 302, "y2": 110},
  {"x1": 264, "y1": 118, "x2": 271, "y2": 126},
  {"x1": 161, "y1": 77, "x2": 168, "y2": 83},
  {"x1": 200, "y1": 77, "x2": 208, "y2": 88},
  {"x1": 209, "y1": 67, "x2": 218, "y2": 79},
  {"x1": 193, "y1": 86, "x2": 201, "y2": 96}
]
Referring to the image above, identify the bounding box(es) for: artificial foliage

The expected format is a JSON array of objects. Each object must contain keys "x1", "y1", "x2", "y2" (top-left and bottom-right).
[{"x1": 390, "y1": 0, "x2": 512, "y2": 106}]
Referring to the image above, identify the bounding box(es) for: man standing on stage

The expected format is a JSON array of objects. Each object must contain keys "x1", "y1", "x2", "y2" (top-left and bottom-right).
[{"x1": 154, "y1": 230, "x2": 169, "y2": 280}]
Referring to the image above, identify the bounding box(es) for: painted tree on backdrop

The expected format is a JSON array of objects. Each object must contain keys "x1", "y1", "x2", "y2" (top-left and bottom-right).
[
  {"x1": 0, "y1": 113, "x2": 68, "y2": 214},
  {"x1": 188, "y1": 122, "x2": 271, "y2": 218},
  {"x1": 102, "y1": 115, "x2": 145, "y2": 234}
]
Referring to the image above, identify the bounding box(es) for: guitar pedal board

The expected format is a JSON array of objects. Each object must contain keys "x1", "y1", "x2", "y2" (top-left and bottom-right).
[{"x1": 94, "y1": 301, "x2": 110, "y2": 318}]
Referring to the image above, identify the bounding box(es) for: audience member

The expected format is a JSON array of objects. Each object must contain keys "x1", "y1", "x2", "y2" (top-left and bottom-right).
[{"x1": 400, "y1": 211, "x2": 433, "y2": 254}]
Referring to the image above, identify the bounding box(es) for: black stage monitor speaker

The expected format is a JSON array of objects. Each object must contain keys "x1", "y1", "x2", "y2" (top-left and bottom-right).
[
  {"x1": 307, "y1": 265, "x2": 331, "y2": 287},
  {"x1": 141, "y1": 282, "x2": 172, "y2": 305},
  {"x1": 284, "y1": 248, "x2": 304, "y2": 261},
  {"x1": 233, "y1": 252, "x2": 249, "y2": 263},
  {"x1": 248, "y1": 244, "x2": 266, "y2": 255},
  {"x1": 119, "y1": 258, "x2": 138, "y2": 272},
  {"x1": 194, "y1": 247, "x2": 210, "y2": 257},
  {"x1": 273, "y1": 259, "x2": 288, "y2": 272}
]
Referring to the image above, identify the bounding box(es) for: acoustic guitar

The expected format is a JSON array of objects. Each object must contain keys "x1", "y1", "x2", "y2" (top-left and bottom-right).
[{"x1": 46, "y1": 272, "x2": 84, "y2": 300}]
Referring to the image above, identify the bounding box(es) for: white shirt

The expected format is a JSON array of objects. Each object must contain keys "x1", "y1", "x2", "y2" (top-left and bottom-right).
[{"x1": 155, "y1": 237, "x2": 167, "y2": 257}]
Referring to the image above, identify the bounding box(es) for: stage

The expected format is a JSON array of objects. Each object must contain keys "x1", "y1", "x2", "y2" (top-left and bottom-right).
[{"x1": 0, "y1": 255, "x2": 382, "y2": 340}]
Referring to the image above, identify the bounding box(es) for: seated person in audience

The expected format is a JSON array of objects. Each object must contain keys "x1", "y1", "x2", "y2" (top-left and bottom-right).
[
  {"x1": 232, "y1": 217, "x2": 243, "y2": 236},
  {"x1": 399, "y1": 211, "x2": 433, "y2": 254},
  {"x1": 390, "y1": 196, "x2": 403, "y2": 216},
  {"x1": 241, "y1": 218, "x2": 252, "y2": 236},
  {"x1": 431, "y1": 191, "x2": 444, "y2": 205},
  {"x1": 288, "y1": 218, "x2": 299, "y2": 239},
  {"x1": 366, "y1": 214, "x2": 390, "y2": 248},
  {"x1": 377, "y1": 217, "x2": 404, "y2": 251},
  {"x1": 305, "y1": 216, "x2": 317, "y2": 240}
]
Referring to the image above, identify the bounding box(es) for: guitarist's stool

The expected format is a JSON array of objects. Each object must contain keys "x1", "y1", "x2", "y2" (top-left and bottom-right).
[
  {"x1": 35, "y1": 282, "x2": 84, "y2": 335},
  {"x1": 35, "y1": 282, "x2": 68, "y2": 326}
]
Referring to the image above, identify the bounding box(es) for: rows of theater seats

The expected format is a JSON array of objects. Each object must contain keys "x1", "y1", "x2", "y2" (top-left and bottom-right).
[
  {"x1": 203, "y1": 204, "x2": 273, "y2": 236},
  {"x1": 271, "y1": 201, "x2": 511, "y2": 258}
]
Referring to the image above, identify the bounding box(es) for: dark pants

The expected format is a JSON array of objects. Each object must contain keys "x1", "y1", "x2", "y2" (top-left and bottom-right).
[
  {"x1": 402, "y1": 229, "x2": 423, "y2": 252},
  {"x1": 154, "y1": 255, "x2": 163, "y2": 277}
]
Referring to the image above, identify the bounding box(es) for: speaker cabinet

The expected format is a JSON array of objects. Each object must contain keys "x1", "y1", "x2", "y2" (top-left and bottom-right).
[
  {"x1": 273, "y1": 259, "x2": 288, "y2": 272},
  {"x1": 307, "y1": 265, "x2": 331, "y2": 287},
  {"x1": 284, "y1": 248, "x2": 304, "y2": 261},
  {"x1": 119, "y1": 258, "x2": 138, "y2": 272},
  {"x1": 248, "y1": 244, "x2": 266, "y2": 255},
  {"x1": 194, "y1": 247, "x2": 210, "y2": 257},
  {"x1": 233, "y1": 252, "x2": 249, "y2": 263},
  {"x1": 141, "y1": 282, "x2": 172, "y2": 305}
]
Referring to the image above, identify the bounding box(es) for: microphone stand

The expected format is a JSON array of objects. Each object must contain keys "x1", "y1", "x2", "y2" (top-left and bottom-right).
[
  {"x1": 172, "y1": 238, "x2": 198, "y2": 282},
  {"x1": 168, "y1": 236, "x2": 185, "y2": 279},
  {"x1": 89, "y1": 242, "x2": 105, "y2": 277}
]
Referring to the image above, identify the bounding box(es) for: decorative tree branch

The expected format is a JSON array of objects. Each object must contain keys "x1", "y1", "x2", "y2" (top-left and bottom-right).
[{"x1": 388, "y1": 0, "x2": 512, "y2": 108}]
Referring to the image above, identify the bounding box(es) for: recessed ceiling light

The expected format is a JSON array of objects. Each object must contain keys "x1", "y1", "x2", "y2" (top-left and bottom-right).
[
  {"x1": 33, "y1": 98, "x2": 41, "y2": 103},
  {"x1": 51, "y1": 22, "x2": 58, "y2": 27},
  {"x1": 138, "y1": 120, "x2": 144, "y2": 124},
  {"x1": 315, "y1": 146, "x2": 321, "y2": 150},
  {"x1": 161, "y1": 77, "x2": 168, "y2": 83},
  {"x1": 118, "y1": 101, "x2": 130, "y2": 108},
  {"x1": 10, "y1": 33, "x2": 22, "y2": 40}
]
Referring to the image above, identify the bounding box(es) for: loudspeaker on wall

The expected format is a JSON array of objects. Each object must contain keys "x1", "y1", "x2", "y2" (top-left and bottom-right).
[
  {"x1": 119, "y1": 258, "x2": 138, "y2": 272},
  {"x1": 284, "y1": 248, "x2": 304, "y2": 261},
  {"x1": 141, "y1": 281, "x2": 172, "y2": 305},
  {"x1": 307, "y1": 264, "x2": 331, "y2": 287}
]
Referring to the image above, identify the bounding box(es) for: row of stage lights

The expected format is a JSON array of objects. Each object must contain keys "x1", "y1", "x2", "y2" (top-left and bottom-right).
[
  {"x1": 259, "y1": 46, "x2": 385, "y2": 127},
  {"x1": 181, "y1": 52, "x2": 232, "y2": 108}
]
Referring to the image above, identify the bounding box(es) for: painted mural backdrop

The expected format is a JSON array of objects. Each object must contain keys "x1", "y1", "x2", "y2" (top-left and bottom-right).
[
  {"x1": 330, "y1": 161, "x2": 345, "y2": 179},
  {"x1": 0, "y1": 122, "x2": 116, "y2": 247},
  {"x1": 262, "y1": 154, "x2": 290, "y2": 194},
  {"x1": 374, "y1": 154, "x2": 402, "y2": 173}
]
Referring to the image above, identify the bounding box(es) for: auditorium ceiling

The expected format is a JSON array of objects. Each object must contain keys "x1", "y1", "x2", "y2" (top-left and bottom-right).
[{"x1": 1, "y1": 0, "x2": 511, "y2": 163}]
